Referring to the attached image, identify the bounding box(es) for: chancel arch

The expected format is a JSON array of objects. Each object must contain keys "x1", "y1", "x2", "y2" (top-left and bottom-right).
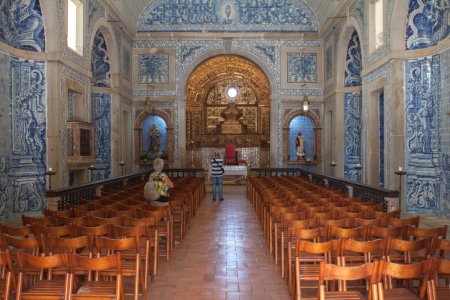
[{"x1": 185, "y1": 55, "x2": 271, "y2": 169}]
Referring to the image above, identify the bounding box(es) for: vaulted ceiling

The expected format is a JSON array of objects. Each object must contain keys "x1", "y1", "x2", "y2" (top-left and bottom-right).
[{"x1": 107, "y1": 0, "x2": 345, "y2": 34}]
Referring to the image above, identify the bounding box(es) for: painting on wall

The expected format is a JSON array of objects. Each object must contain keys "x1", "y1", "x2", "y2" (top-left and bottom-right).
[
  {"x1": 141, "y1": 116, "x2": 168, "y2": 160},
  {"x1": 287, "y1": 52, "x2": 317, "y2": 83},
  {"x1": 138, "y1": 54, "x2": 169, "y2": 84},
  {"x1": 288, "y1": 116, "x2": 315, "y2": 161},
  {"x1": 0, "y1": 0, "x2": 46, "y2": 52}
]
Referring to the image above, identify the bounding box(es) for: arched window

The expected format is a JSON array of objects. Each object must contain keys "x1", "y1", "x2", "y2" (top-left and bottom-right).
[
  {"x1": 67, "y1": 0, "x2": 84, "y2": 55},
  {"x1": 289, "y1": 116, "x2": 315, "y2": 161},
  {"x1": 141, "y1": 116, "x2": 168, "y2": 160}
]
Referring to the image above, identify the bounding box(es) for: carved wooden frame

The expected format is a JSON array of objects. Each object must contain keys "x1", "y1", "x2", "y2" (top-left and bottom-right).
[
  {"x1": 134, "y1": 109, "x2": 174, "y2": 165},
  {"x1": 282, "y1": 109, "x2": 322, "y2": 163}
]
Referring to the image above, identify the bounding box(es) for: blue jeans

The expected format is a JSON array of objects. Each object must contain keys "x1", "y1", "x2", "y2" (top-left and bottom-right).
[{"x1": 212, "y1": 176, "x2": 223, "y2": 200}]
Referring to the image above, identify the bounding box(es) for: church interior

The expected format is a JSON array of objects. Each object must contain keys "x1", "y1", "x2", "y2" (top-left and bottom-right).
[{"x1": 0, "y1": 0, "x2": 449, "y2": 299}]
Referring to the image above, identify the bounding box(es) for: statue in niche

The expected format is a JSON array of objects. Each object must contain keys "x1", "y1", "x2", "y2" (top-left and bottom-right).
[
  {"x1": 296, "y1": 132, "x2": 305, "y2": 160},
  {"x1": 149, "y1": 124, "x2": 161, "y2": 154}
]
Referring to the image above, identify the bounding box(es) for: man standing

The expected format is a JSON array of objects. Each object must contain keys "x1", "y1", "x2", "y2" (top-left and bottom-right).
[{"x1": 211, "y1": 151, "x2": 224, "y2": 201}]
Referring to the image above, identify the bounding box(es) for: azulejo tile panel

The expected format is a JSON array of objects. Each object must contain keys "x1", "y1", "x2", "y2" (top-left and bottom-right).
[
  {"x1": 138, "y1": 54, "x2": 169, "y2": 84},
  {"x1": 0, "y1": 55, "x2": 46, "y2": 221},
  {"x1": 287, "y1": 52, "x2": 317, "y2": 83},
  {"x1": 344, "y1": 31, "x2": 362, "y2": 87},
  {"x1": 405, "y1": 55, "x2": 442, "y2": 213},
  {"x1": 93, "y1": 93, "x2": 111, "y2": 180},
  {"x1": 91, "y1": 31, "x2": 111, "y2": 88},
  {"x1": 0, "y1": 0, "x2": 45, "y2": 52},
  {"x1": 406, "y1": 0, "x2": 450, "y2": 50},
  {"x1": 137, "y1": 0, "x2": 318, "y2": 32},
  {"x1": 344, "y1": 93, "x2": 362, "y2": 182}
]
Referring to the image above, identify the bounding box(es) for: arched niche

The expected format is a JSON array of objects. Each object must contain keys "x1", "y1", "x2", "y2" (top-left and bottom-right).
[
  {"x1": 134, "y1": 110, "x2": 174, "y2": 165},
  {"x1": 282, "y1": 109, "x2": 321, "y2": 164}
]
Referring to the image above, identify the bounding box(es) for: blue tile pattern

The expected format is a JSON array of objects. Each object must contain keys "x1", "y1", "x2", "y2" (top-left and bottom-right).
[
  {"x1": 440, "y1": 48, "x2": 450, "y2": 216},
  {"x1": 93, "y1": 93, "x2": 111, "y2": 180},
  {"x1": 141, "y1": 116, "x2": 168, "y2": 160},
  {"x1": 405, "y1": 55, "x2": 441, "y2": 214},
  {"x1": 344, "y1": 93, "x2": 362, "y2": 182},
  {"x1": 91, "y1": 31, "x2": 111, "y2": 88},
  {"x1": 344, "y1": 31, "x2": 362, "y2": 87},
  {"x1": 137, "y1": 0, "x2": 318, "y2": 32},
  {"x1": 0, "y1": 54, "x2": 46, "y2": 221},
  {"x1": 138, "y1": 54, "x2": 169, "y2": 84},
  {"x1": 406, "y1": 0, "x2": 450, "y2": 50},
  {"x1": 288, "y1": 116, "x2": 315, "y2": 161},
  {"x1": 379, "y1": 91, "x2": 385, "y2": 187},
  {"x1": 0, "y1": 0, "x2": 45, "y2": 52},
  {"x1": 287, "y1": 52, "x2": 317, "y2": 83}
]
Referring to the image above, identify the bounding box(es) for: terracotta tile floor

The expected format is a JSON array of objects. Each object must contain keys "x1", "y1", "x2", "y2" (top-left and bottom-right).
[{"x1": 146, "y1": 185, "x2": 291, "y2": 300}]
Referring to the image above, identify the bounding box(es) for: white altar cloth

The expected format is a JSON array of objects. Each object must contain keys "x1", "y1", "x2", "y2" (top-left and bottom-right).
[{"x1": 208, "y1": 165, "x2": 248, "y2": 181}]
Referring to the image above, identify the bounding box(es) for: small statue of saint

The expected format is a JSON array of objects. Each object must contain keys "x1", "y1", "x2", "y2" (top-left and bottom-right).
[
  {"x1": 296, "y1": 132, "x2": 305, "y2": 160},
  {"x1": 149, "y1": 124, "x2": 161, "y2": 153}
]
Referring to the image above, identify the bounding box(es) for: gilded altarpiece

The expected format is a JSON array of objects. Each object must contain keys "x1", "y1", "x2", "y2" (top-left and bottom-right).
[{"x1": 185, "y1": 56, "x2": 270, "y2": 167}]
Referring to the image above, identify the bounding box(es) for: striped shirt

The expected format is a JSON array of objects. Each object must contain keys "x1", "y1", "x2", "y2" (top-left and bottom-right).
[{"x1": 211, "y1": 158, "x2": 224, "y2": 177}]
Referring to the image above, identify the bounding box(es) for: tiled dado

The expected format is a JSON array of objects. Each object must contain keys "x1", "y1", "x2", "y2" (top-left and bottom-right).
[{"x1": 147, "y1": 186, "x2": 290, "y2": 300}]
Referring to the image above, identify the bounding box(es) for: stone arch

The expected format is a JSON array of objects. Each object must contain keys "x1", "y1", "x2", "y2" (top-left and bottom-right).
[
  {"x1": 134, "y1": 109, "x2": 175, "y2": 165},
  {"x1": 282, "y1": 109, "x2": 321, "y2": 163},
  {"x1": 88, "y1": 18, "x2": 119, "y2": 87},
  {"x1": 336, "y1": 19, "x2": 365, "y2": 88},
  {"x1": 390, "y1": 0, "x2": 410, "y2": 52}
]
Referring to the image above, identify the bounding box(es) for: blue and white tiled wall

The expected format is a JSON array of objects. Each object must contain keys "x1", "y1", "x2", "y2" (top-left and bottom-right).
[
  {"x1": 0, "y1": 52, "x2": 47, "y2": 221},
  {"x1": 91, "y1": 31, "x2": 111, "y2": 88},
  {"x1": 344, "y1": 93, "x2": 362, "y2": 182},
  {"x1": 343, "y1": 31, "x2": 362, "y2": 182},
  {"x1": 405, "y1": 55, "x2": 442, "y2": 214},
  {"x1": 288, "y1": 116, "x2": 315, "y2": 161},
  {"x1": 440, "y1": 48, "x2": 450, "y2": 216},
  {"x1": 93, "y1": 93, "x2": 111, "y2": 180},
  {"x1": 0, "y1": 0, "x2": 45, "y2": 52},
  {"x1": 406, "y1": 0, "x2": 450, "y2": 50}
]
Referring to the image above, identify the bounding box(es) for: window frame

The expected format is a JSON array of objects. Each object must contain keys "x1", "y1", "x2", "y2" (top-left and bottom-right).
[
  {"x1": 369, "y1": 0, "x2": 385, "y2": 54},
  {"x1": 66, "y1": 0, "x2": 84, "y2": 56}
]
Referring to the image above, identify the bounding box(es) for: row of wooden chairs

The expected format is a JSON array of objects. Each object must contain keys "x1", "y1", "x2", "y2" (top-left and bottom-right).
[
  {"x1": 0, "y1": 249, "x2": 124, "y2": 299},
  {"x1": 314, "y1": 257, "x2": 450, "y2": 300}
]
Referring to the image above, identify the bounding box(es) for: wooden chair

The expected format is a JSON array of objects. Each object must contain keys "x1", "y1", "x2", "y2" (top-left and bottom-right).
[
  {"x1": 388, "y1": 216, "x2": 420, "y2": 239},
  {"x1": 68, "y1": 253, "x2": 123, "y2": 300},
  {"x1": 376, "y1": 259, "x2": 432, "y2": 300},
  {"x1": 339, "y1": 238, "x2": 386, "y2": 266},
  {"x1": 0, "y1": 250, "x2": 13, "y2": 299},
  {"x1": 328, "y1": 226, "x2": 365, "y2": 241},
  {"x1": 21, "y1": 215, "x2": 55, "y2": 226},
  {"x1": 294, "y1": 239, "x2": 341, "y2": 300},
  {"x1": 318, "y1": 260, "x2": 379, "y2": 300},
  {"x1": 406, "y1": 226, "x2": 448, "y2": 255},
  {"x1": 95, "y1": 236, "x2": 146, "y2": 300},
  {"x1": 31, "y1": 224, "x2": 73, "y2": 254},
  {"x1": 367, "y1": 226, "x2": 403, "y2": 241},
  {"x1": 428, "y1": 257, "x2": 450, "y2": 300},
  {"x1": 385, "y1": 237, "x2": 431, "y2": 264},
  {"x1": 16, "y1": 252, "x2": 70, "y2": 300}
]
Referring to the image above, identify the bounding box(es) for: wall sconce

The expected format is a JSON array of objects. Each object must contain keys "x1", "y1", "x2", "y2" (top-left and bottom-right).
[{"x1": 302, "y1": 95, "x2": 310, "y2": 112}]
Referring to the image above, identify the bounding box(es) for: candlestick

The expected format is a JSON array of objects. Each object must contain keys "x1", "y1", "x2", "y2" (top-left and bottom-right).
[
  {"x1": 48, "y1": 167, "x2": 52, "y2": 172},
  {"x1": 395, "y1": 169, "x2": 407, "y2": 212},
  {"x1": 45, "y1": 170, "x2": 56, "y2": 190},
  {"x1": 119, "y1": 161, "x2": 125, "y2": 176},
  {"x1": 398, "y1": 166, "x2": 403, "y2": 172}
]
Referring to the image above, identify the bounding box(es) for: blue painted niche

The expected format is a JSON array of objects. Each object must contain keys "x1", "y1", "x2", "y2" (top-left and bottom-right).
[
  {"x1": 289, "y1": 116, "x2": 315, "y2": 161},
  {"x1": 141, "y1": 116, "x2": 168, "y2": 160}
]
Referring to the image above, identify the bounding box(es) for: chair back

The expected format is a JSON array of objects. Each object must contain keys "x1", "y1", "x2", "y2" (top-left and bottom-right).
[{"x1": 225, "y1": 143, "x2": 235, "y2": 160}]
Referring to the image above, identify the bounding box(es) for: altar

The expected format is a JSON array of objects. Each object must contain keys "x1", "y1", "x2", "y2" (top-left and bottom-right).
[{"x1": 207, "y1": 164, "x2": 248, "y2": 181}]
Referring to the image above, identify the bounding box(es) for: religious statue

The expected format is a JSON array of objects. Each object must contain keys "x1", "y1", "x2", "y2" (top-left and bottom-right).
[
  {"x1": 296, "y1": 132, "x2": 305, "y2": 160},
  {"x1": 149, "y1": 124, "x2": 161, "y2": 153}
]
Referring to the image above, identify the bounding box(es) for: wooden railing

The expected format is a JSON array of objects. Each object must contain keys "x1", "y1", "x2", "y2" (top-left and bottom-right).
[
  {"x1": 250, "y1": 168, "x2": 399, "y2": 211},
  {"x1": 46, "y1": 168, "x2": 204, "y2": 210}
]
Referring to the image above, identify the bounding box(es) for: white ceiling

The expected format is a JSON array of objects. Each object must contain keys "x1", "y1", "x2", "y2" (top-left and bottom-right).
[{"x1": 107, "y1": 0, "x2": 346, "y2": 34}]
